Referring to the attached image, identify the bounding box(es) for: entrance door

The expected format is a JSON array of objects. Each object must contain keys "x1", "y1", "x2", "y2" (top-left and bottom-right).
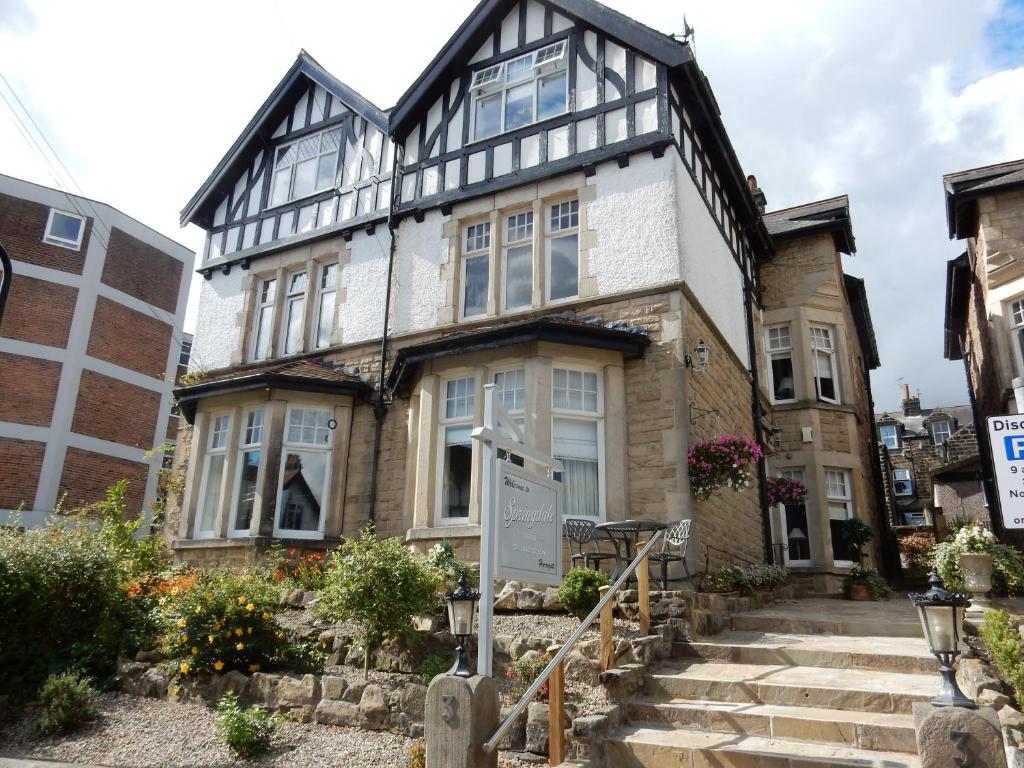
[{"x1": 779, "y1": 469, "x2": 812, "y2": 566}]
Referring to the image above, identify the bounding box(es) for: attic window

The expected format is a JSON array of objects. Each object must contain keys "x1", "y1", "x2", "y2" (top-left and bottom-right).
[
  {"x1": 270, "y1": 127, "x2": 342, "y2": 207},
  {"x1": 471, "y1": 40, "x2": 568, "y2": 142},
  {"x1": 43, "y1": 208, "x2": 85, "y2": 250}
]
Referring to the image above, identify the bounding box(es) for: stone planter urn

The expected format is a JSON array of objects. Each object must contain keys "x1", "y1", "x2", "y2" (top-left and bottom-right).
[{"x1": 958, "y1": 552, "x2": 993, "y2": 613}]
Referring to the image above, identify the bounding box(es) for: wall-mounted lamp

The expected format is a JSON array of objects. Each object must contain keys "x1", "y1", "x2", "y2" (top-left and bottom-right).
[{"x1": 684, "y1": 339, "x2": 710, "y2": 373}]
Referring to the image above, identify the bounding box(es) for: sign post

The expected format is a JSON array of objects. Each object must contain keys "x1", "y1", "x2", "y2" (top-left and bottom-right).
[
  {"x1": 985, "y1": 416, "x2": 1024, "y2": 530},
  {"x1": 473, "y1": 384, "x2": 562, "y2": 676}
]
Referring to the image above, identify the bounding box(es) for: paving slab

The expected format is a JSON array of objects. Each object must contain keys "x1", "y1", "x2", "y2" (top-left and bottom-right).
[{"x1": 730, "y1": 599, "x2": 923, "y2": 638}]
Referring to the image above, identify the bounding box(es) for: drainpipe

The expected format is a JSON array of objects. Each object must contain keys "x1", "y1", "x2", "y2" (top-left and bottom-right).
[
  {"x1": 742, "y1": 263, "x2": 773, "y2": 564},
  {"x1": 0, "y1": 242, "x2": 11, "y2": 324},
  {"x1": 366, "y1": 143, "x2": 405, "y2": 528}
]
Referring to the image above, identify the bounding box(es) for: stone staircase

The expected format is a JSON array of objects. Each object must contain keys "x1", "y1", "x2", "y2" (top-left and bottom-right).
[{"x1": 604, "y1": 598, "x2": 936, "y2": 767}]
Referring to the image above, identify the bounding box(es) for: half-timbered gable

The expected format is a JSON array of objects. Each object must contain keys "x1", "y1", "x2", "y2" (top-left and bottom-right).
[{"x1": 181, "y1": 52, "x2": 392, "y2": 279}]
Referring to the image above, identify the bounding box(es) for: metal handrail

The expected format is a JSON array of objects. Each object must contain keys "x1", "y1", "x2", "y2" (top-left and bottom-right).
[{"x1": 482, "y1": 529, "x2": 664, "y2": 753}]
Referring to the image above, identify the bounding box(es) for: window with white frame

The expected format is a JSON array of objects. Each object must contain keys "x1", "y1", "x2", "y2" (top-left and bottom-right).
[
  {"x1": 270, "y1": 127, "x2": 342, "y2": 207},
  {"x1": 281, "y1": 270, "x2": 308, "y2": 355},
  {"x1": 439, "y1": 377, "x2": 476, "y2": 522},
  {"x1": 230, "y1": 409, "x2": 264, "y2": 536},
  {"x1": 810, "y1": 325, "x2": 840, "y2": 404},
  {"x1": 552, "y1": 367, "x2": 603, "y2": 520},
  {"x1": 315, "y1": 263, "x2": 337, "y2": 349},
  {"x1": 252, "y1": 278, "x2": 277, "y2": 362},
  {"x1": 504, "y1": 211, "x2": 533, "y2": 311},
  {"x1": 471, "y1": 41, "x2": 567, "y2": 142},
  {"x1": 275, "y1": 407, "x2": 333, "y2": 537},
  {"x1": 196, "y1": 414, "x2": 231, "y2": 537},
  {"x1": 778, "y1": 468, "x2": 811, "y2": 565},
  {"x1": 930, "y1": 419, "x2": 952, "y2": 445},
  {"x1": 766, "y1": 325, "x2": 796, "y2": 403},
  {"x1": 494, "y1": 368, "x2": 527, "y2": 460},
  {"x1": 1009, "y1": 298, "x2": 1024, "y2": 375},
  {"x1": 893, "y1": 468, "x2": 913, "y2": 497},
  {"x1": 547, "y1": 201, "x2": 579, "y2": 302},
  {"x1": 43, "y1": 208, "x2": 85, "y2": 250},
  {"x1": 179, "y1": 338, "x2": 193, "y2": 368},
  {"x1": 462, "y1": 222, "x2": 490, "y2": 318},
  {"x1": 826, "y1": 469, "x2": 856, "y2": 563},
  {"x1": 879, "y1": 424, "x2": 900, "y2": 450}
]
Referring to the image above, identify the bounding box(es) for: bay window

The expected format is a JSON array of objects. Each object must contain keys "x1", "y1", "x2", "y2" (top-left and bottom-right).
[
  {"x1": 315, "y1": 263, "x2": 337, "y2": 349},
  {"x1": 471, "y1": 41, "x2": 567, "y2": 142},
  {"x1": 766, "y1": 325, "x2": 795, "y2": 403},
  {"x1": 274, "y1": 407, "x2": 333, "y2": 538},
  {"x1": 439, "y1": 377, "x2": 476, "y2": 523},
  {"x1": 826, "y1": 469, "x2": 856, "y2": 564},
  {"x1": 270, "y1": 127, "x2": 342, "y2": 207},
  {"x1": 810, "y1": 325, "x2": 840, "y2": 404},
  {"x1": 547, "y1": 201, "x2": 579, "y2": 302},
  {"x1": 230, "y1": 409, "x2": 264, "y2": 536},
  {"x1": 552, "y1": 367, "x2": 603, "y2": 520},
  {"x1": 504, "y1": 212, "x2": 533, "y2": 311},
  {"x1": 252, "y1": 278, "x2": 277, "y2": 362},
  {"x1": 196, "y1": 414, "x2": 231, "y2": 538},
  {"x1": 281, "y1": 270, "x2": 307, "y2": 355},
  {"x1": 462, "y1": 222, "x2": 490, "y2": 319}
]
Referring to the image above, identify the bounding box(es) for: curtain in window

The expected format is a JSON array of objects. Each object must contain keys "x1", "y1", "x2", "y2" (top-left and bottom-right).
[
  {"x1": 198, "y1": 455, "x2": 225, "y2": 533},
  {"x1": 553, "y1": 418, "x2": 598, "y2": 518}
]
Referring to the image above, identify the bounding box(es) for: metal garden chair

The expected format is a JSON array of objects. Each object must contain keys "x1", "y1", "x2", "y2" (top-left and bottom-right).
[
  {"x1": 647, "y1": 518, "x2": 692, "y2": 589},
  {"x1": 564, "y1": 518, "x2": 617, "y2": 573}
]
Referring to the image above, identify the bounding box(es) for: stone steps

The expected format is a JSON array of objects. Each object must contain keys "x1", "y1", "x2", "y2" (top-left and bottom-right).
[
  {"x1": 730, "y1": 606, "x2": 923, "y2": 639},
  {"x1": 605, "y1": 724, "x2": 922, "y2": 767},
  {"x1": 625, "y1": 698, "x2": 917, "y2": 754},
  {"x1": 644, "y1": 661, "x2": 937, "y2": 714},
  {"x1": 678, "y1": 630, "x2": 935, "y2": 674}
]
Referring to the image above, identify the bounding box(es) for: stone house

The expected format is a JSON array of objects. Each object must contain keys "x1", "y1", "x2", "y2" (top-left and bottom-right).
[
  {"x1": 0, "y1": 174, "x2": 194, "y2": 525},
  {"x1": 943, "y1": 157, "x2": 1024, "y2": 542},
  {"x1": 758, "y1": 196, "x2": 885, "y2": 592},
  {"x1": 169, "y1": 1, "x2": 883, "y2": 585}
]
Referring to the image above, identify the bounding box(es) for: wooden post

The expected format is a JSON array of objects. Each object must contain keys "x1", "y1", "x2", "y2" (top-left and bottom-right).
[
  {"x1": 546, "y1": 644, "x2": 565, "y2": 766},
  {"x1": 638, "y1": 554, "x2": 651, "y2": 634},
  {"x1": 598, "y1": 585, "x2": 614, "y2": 671}
]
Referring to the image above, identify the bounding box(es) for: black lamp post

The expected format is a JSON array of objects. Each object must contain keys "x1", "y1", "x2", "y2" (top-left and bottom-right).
[
  {"x1": 909, "y1": 568, "x2": 975, "y2": 708},
  {"x1": 444, "y1": 572, "x2": 480, "y2": 678}
]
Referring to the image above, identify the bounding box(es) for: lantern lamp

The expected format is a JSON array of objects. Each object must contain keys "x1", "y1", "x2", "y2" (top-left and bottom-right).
[
  {"x1": 685, "y1": 339, "x2": 710, "y2": 373},
  {"x1": 444, "y1": 572, "x2": 480, "y2": 678},
  {"x1": 909, "y1": 569, "x2": 975, "y2": 708}
]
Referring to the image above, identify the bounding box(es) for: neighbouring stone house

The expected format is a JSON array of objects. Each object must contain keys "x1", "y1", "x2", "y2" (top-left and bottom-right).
[
  {"x1": 168, "y1": 0, "x2": 884, "y2": 587},
  {"x1": 0, "y1": 174, "x2": 193, "y2": 526},
  {"x1": 943, "y1": 157, "x2": 1024, "y2": 543}
]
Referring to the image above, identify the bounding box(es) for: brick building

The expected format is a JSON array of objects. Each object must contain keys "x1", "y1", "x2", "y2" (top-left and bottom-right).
[
  {"x1": 943, "y1": 158, "x2": 1024, "y2": 541},
  {"x1": 0, "y1": 175, "x2": 193, "y2": 525},
  {"x1": 168, "y1": 1, "x2": 884, "y2": 585}
]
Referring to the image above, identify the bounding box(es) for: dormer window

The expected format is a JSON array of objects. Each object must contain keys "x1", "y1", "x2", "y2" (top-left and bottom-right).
[
  {"x1": 270, "y1": 127, "x2": 342, "y2": 207},
  {"x1": 471, "y1": 41, "x2": 568, "y2": 142},
  {"x1": 931, "y1": 419, "x2": 952, "y2": 445},
  {"x1": 879, "y1": 423, "x2": 900, "y2": 450}
]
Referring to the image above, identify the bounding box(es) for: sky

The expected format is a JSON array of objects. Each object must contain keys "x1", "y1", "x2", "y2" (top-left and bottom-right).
[{"x1": 1, "y1": 0, "x2": 1023, "y2": 412}]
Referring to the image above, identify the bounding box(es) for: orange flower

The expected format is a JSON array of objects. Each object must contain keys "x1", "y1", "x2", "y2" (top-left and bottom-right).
[
  {"x1": 179, "y1": 662, "x2": 190, "y2": 674},
  {"x1": 213, "y1": 660, "x2": 224, "y2": 671},
  {"x1": 248, "y1": 663, "x2": 260, "y2": 673},
  {"x1": 236, "y1": 642, "x2": 245, "y2": 651}
]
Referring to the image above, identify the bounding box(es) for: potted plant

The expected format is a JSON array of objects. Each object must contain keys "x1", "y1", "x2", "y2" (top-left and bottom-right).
[
  {"x1": 952, "y1": 522, "x2": 995, "y2": 609},
  {"x1": 688, "y1": 435, "x2": 763, "y2": 501},
  {"x1": 745, "y1": 564, "x2": 788, "y2": 593},
  {"x1": 703, "y1": 565, "x2": 750, "y2": 597},
  {"x1": 842, "y1": 564, "x2": 892, "y2": 601}
]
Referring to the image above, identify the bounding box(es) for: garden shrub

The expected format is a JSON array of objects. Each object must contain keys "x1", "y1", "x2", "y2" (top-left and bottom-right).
[
  {"x1": 703, "y1": 565, "x2": 751, "y2": 594},
  {"x1": 317, "y1": 528, "x2": 437, "y2": 677},
  {"x1": 931, "y1": 523, "x2": 1024, "y2": 595},
  {"x1": 408, "y1": 739, "x2": 426, "y2": 768},
  {"x1": 214, "y1": 692, "x2": 278, "y2": 758},
  {"x1": 744, "y1": 563, "x2": 788, "y2": 589},
  {"x1": 557, "y1": 567, "x2": 610, "y2": 620},
  {"x1": 0, "y1": 482, "x2": 162, "y2": 698},
  {"x1": 36, "y1": 671, "x2": 98, "y2": 733},
  {"x1": 842, "y1": 564, "x2": 893, "y2": 600},
  {"x1": 897, "y1": 532, "x2": 935, "y2": 575},
  {"x1": 268, "y1": 546, "x2": 333, "y2": 592},
  {"x1": 505, "y1": 654, "x2": 549, "y2": 703},
  {"x1": 425, "y1": 539, "x2": 476, "y2": 599},
  {"x1": 979, "y1": 610, "x2": 1024, "y2": 708},
  {"x1": 839, "y1": 518, "x2": 875, "y2": 563},
  {"x1": 419, "y1": 652, "x2": 451, "y2": 685},
  {"x1": 156, "y1": 567, "x2": 292, "y2": 676}
]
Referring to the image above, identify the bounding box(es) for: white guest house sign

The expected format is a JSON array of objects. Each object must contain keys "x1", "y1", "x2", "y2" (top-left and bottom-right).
[{"x1": 497, "y1": 463, "x2": 562, "y2": 585}]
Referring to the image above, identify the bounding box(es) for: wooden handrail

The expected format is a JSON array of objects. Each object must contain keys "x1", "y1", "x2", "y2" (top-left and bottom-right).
[{"x1": 482, "y1": 529, "x2": 664, "y2": 755}]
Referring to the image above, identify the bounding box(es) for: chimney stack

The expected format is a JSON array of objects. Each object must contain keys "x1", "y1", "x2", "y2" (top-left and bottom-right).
[
  {"x1": 901, "y1": 384, "x2": 921, "y2": 417},
  {"x1": 747, "y1": 174, "x2": 767, "y2": 215}
]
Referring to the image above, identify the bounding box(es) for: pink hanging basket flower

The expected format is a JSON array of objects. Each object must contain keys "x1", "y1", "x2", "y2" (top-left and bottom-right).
[
  {"x1": 766, "y1": 476, "x2": 807, "y2": 506},
  {"x1": 687, "y1": 435, "x2": 763, "y2": 500}
]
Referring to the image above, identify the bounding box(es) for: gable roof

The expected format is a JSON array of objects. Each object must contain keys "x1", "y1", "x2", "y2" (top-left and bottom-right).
[
  {"x1": 763, "y1": 195, "x2": 855, "y2": 254},
  {"x1": 389, "y1": 0, "x2": 691, "y2": 137},
  {"x1": 843, "y1": 273, "x2": 880, "y2": 370},
  {"x1": 944, "y1": 158, "x2": 1024, "y2": 240},
  {"x1": 180, "y1": 51, "x2": 389, "y2": 228}
]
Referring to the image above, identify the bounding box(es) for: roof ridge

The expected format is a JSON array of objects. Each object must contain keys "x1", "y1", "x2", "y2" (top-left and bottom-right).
[{"x1": 763, "y1": 195, "x2": 849, "y2": 218}]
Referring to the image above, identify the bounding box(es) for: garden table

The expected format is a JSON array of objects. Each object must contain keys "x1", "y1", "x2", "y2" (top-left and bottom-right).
[{"x1": 594, "y1": 519, "x2": 668, "y2": 582}]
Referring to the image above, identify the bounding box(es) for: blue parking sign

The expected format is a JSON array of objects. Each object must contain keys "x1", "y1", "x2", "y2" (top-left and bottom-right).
[{"x1": 1006, "y1": 435, "x2": 1024, "y2": 461}]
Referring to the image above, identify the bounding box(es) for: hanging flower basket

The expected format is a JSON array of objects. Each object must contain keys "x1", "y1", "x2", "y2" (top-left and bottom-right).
[
  {"x1": 688, "y1": 434, "x2": 763, "y2": 500},
  {"x1": 766, "y1": 476, "x2": 807, "y2": 506}
]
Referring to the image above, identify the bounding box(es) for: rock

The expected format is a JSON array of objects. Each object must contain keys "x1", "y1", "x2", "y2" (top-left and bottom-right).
[
  {"x1": 247, "y1": 673, "x2": 281, "y2": 708},
  {"x1": 572, "y1": 713, "x2": 609, "y2": 739},
  {"x1": 342, "y1": 681, "x2": 366, "y2": 703},
  {"x1": 914, "y1": 702, "x2": 1006, "y2": 768},
  {"x1": 511, "y1": 637, "x2": 550, "y2": 660},
  {"x1": 525, "y1": 701, "x2": 550, "y2": 755},
  {"x1": 135, "y1": 650, "x2": 163, "y2": 664},
  {"x1": 413, "y1": 615, "x2": 440, "y2": 633},
  {"x1": 542, "y1": 588, "x2": 561, "y2": 611},
  {"x1": 400, "y1": 683, "x2": 428, "y2": 722},
  {"x1": 277, "y1": 674, "x2": 320, "y2": 708},
  {"x1": 314, "y1": 699, "x2": 361, "y2": 726},
  {"x1": 280, "y1": 588, "x2": 303, "y2": 607},
  {"x1": 494, "y1": 581, "x2": 520, "y2": 610},
  {"x1": 563, "y1": 651, "x2": 599, "y2": 686},
  {"x1": 517, "y1": 588, "x2": 544, "y2": 611},
  {"x1": 321, "y1": 675, "x2": 347, "y2": 701},
  {"x1": 998, "y1": 704, "x2": 1024, "y2": 729},
  {"x1": 135, "y1": 667, "x2": 171, "y2": 698},
  {"x1": 215, "y1": 670, "x2": 249, "y2": 699},
  {"x1": 493, "y1": 634, "x2": 515, "y2": 656},
  {"x1": 978, "y1": 688, "x2": 1011, "y2": 710},
  {"x1": 388, "y1": 711, "x2": 411, "y2": 735},
  {"x1": 497, "y1": 704, "x2": 528, "y2": 751},
  {"x1": 359, "y1": 684, "x2": 389, "y2": 730},
  {"x1": 619, "y1": 589, "x2": 638, "y2": 604},
  {"x1": 186, "y1": 673, "x2": 219, "y2": 702},
  {"x1": 286, "y1": 705, "x2": 315, "y2": 723},
  {"x1": 409, "y1": 722, "x2": 424, "y2": 739},
  {"x1": 956, "y1": 657, "x2": 1001, "y2": 699}
]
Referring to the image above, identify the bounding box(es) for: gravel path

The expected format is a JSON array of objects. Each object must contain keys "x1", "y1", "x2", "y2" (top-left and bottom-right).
[
  {"x1": 494, "y1": 612, "x2": 644, "y2": 643},
  {"x1": 0, "y1": 693, "x2": 413, "y2": 768}
]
